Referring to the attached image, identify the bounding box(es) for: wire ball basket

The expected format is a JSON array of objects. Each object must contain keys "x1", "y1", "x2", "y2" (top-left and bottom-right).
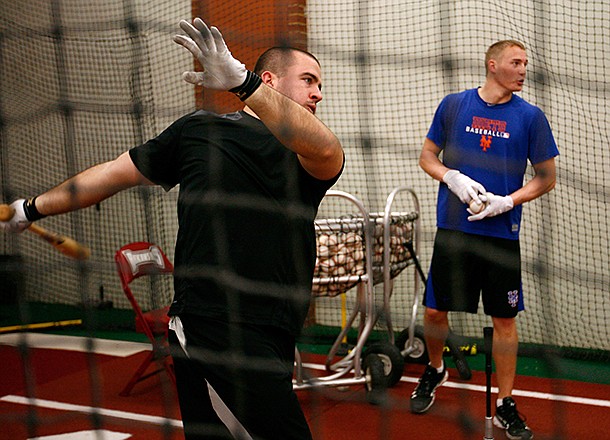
[{"x1": 312, "y1": 211, "x2": 418, "y2": 297}]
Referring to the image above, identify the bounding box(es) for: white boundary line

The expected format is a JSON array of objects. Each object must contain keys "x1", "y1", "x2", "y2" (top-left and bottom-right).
[
  {"x1": 6, "y1": 333, "x2": 607, "y2": 408},
  {"x1": 0, "y1": 333, "x2": 150, "y2": 357},
  {"x1": 302, "y1": 362, "x2": 610, "y2": 408},
  {"x1": 2, "y1": 334, "x2": 608, "y2": 424},
  {"x1": 1, "y1": 360, "x2": 609, "y2": 432},
  {"x1": 0, "y1": 395, "x2": 182, "y2": 427}
]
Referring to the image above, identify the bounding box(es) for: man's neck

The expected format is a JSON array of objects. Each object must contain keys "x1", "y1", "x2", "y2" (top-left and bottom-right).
[
  {"x1": 242, "y1": 106, "x2": 259, "y2": 119},
  {"x1": 477, "y1": 83, "x2": 513, "y2": 105}
]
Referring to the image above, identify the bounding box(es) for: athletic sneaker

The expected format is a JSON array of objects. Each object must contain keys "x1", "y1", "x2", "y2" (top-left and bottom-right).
[
  {"x1": 494, "y1": 397, "x2": 533, "y2": 439},
  {"x1": 410, "y1": 364, "x2": 448, "y2": 413}
]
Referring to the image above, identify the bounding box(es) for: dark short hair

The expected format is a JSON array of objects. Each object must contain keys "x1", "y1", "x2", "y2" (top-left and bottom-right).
[{"x1": 254, "y1": 47, "x2": 320, "y2": 77}]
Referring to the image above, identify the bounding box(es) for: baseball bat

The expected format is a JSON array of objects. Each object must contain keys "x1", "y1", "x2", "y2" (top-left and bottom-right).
[
  {"x1": 0, "y1": 204, "x2": 91, "y2": 260},
  {"x1": 0, "y1": 319, "x2": 82, "y2": 334},
  {"x1": 483, "y1": 326, "x2": 494, "y2": 440}
]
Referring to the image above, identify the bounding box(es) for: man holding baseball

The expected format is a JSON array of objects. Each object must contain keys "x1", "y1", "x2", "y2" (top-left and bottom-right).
[
  {"x1": 411, "y1": 40, "x2": 558, "y2": 440},
  {"x1": 1, "y1": 18, "x2": 344, "y2": 439}
]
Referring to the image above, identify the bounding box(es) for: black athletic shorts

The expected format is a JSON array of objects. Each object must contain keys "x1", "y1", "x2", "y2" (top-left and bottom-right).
[{"x1": 423, "y1": 228, "x2": 524, "y2": 318}]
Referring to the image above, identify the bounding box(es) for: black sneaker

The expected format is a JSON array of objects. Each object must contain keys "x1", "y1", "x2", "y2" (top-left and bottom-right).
[
  {"x1": 410, "y1": 364, "x2": 448, "y2": 413},
  {"x1": 494, "y1": 397, "x2": 533, "y2": 439}
]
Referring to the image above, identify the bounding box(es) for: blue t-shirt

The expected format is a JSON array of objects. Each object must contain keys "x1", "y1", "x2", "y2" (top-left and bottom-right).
[{"x1": 427, "y1": 88, "x2": 559, "y2": 239}]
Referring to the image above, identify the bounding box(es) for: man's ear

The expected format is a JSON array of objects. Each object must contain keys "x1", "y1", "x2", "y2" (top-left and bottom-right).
[
  {"x1": 487, "y1": 59, "x2": 497, "y2": 74},
  {"x1": 260, "y1": 71, "x2": 276, "y2": 88}
]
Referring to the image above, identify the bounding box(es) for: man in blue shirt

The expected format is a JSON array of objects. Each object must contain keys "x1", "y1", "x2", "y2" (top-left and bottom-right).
[{"x1": 411, "y1": 40, "x2": 558, "y2": 440}]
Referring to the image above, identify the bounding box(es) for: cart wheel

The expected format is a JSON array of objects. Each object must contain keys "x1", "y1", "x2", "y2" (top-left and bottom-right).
[
  {"x1": 363, "y1": 342, "x2": 405, "y2": 387},
  {"x1": 446, "y1": 331, "x2": 472, "y2": 380},
  {"x1": 395, "y1": 324, "x2": 429, "y2": 364},
  {"x1": 363, "y1": 353, "x2": 386, "y2": 405}
]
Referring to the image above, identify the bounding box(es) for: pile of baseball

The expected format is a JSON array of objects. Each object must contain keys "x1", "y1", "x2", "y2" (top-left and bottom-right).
[
  {"x1": 312, "y1": 216, "x2": 414, "y2": 296},
  {"x1": 370, "y1": 221, "x2": 413, "y2": 283},
  {"x1": 313, "y1": 229, "x2": 365, "y2": 296}
]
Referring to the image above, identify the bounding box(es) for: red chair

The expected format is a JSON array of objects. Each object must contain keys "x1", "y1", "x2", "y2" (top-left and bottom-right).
[{"x1": 115, "y1": 241, "x2": 176, "y2": 396}]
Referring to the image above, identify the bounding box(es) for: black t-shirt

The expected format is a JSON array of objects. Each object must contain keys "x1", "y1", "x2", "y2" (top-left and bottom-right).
[{"x1": 129, "y1": 110, "x2": 342, "y2": 335}]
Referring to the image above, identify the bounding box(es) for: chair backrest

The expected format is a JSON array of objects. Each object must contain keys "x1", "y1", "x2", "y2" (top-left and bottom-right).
[
  {"x1": 115, "y1": 242, "x2": 174, "y2": 337},
  {"x1": 115, "y1": 242, "x2": 174, "y2": 286}
]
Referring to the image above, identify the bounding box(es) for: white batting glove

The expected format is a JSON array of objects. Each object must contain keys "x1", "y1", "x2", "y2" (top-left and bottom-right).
[
  {"x1": 468, "y1": 192, "x2": 514, "y2": 221},
  {"x1": 173, "y1": 18, "x2": 247, "y2": 90},
  {"x1": 0, "y1": 199, "x2": 31, "y2": 233},
  {"x1": 442, "y1": 170, "x2": 486, "y2": 204}
]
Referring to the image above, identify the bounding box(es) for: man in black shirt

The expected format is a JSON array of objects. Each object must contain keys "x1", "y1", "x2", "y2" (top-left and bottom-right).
[{"x1": 2, "y1": 18, "x2": 344, "y2": 439}]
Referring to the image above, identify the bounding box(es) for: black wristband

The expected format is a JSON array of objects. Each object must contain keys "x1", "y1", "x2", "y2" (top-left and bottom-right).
[
  {"x1": 229, "y1": 71, "x2": 262, "y2": 101},
  {"x1": 22, "y1": 197, "x2": 47, "y2": 221}
]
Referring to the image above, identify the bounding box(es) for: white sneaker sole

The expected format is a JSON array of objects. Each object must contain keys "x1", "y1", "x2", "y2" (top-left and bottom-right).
[{"x1": 493, "y1": 415, "x2": 533, "y2": 440}]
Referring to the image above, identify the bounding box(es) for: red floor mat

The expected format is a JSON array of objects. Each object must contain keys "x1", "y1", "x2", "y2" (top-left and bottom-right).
[{"x1": 2, "y1": 344, "x2": 610, "y2": 439}]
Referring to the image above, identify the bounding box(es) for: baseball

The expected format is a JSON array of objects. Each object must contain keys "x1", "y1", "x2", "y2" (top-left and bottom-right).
[{"x1": 469, "y1": 198, "x2": 485, "y2": 214}]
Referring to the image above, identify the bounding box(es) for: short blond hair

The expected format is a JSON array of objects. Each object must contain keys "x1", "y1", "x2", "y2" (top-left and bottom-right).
[{"x1": 485, "y1": 40, "x2": 526, "y2": 73}]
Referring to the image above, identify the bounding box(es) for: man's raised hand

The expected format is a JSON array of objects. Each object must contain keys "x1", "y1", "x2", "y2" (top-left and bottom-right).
[
  {"x1": 173, "y1": 18, "x2": 247, "y2": 90},
  {"x1": 0, "y1": 199, "x2": 31, "y2": 233}
]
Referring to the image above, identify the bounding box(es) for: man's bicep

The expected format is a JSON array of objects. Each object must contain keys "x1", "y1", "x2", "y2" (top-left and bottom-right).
[
  {"x1": 532, "y1": 156, "x2": 556, "y2": 184},
  {"x1": 112, "y1": 151, "x2": 156, "y2": 187},
  {"x1": 419, "y1": 138, "x2": 446, "y2": 180},
  {"x1": 421, "y1": 137, "x2": 442, "y2": 156}
]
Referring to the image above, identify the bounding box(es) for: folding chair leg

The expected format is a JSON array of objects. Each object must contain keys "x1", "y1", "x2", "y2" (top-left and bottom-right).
[
  {"x1": 120, "y1": 351, "x2": 176, "y2": 396},
  {"x1": 163, "y1": 357, "x2": 176, "y2": 386},
  {"x1": 120, "y1": 351, "x2": 155, "y2": 397}
]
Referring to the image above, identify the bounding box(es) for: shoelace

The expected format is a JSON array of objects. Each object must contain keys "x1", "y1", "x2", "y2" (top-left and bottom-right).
[
  {"x1": 501, "y1": 403, "x2": 528, "y2": 428},
  {"x1": 415, "y1": 367, "x2": 441, "y2": 395}
]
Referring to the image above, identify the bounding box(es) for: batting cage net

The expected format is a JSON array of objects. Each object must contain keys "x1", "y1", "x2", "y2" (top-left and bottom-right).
[{"x1": 1, "y1": 0, "x2": 608, "y2": 361}]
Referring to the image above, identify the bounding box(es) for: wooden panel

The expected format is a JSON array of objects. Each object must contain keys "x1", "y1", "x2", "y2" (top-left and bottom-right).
[{"x1": 191, "y1": 0, "x2": 307, "y2": 113}]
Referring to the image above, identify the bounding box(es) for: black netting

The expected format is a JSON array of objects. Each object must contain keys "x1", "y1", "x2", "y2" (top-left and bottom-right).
[{"x1": 1, "y1": 0, "x2": 608, "y2": 358}]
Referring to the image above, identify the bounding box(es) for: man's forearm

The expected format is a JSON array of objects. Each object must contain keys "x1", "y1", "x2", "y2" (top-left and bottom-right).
[
  {"x1": 510, "y1": 175, "x2": 556, "y2": 206},
  {"x1": 36, "y1": 152, "x2": 148, "y2": 216},
  {"x1": 509, "y1": 158, "x2": 556, "y2": 206},
  {"x1": 243, "y1": 84, "x2": 343, "y2": 180},
  {"x1": 419, "y1": 138, "x2": 448, "y2": 181}
]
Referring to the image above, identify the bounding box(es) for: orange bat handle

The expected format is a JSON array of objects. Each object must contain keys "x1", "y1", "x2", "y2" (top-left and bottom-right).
[
  {"x1": 0, "y1": 204, "x2": 13, "y2": 221},
  {"x1": 0, "y1": 204, "x2": 91, "y2": 260}
]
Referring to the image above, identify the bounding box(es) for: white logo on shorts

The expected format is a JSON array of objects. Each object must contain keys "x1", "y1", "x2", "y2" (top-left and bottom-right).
[{"x1": 507, "y1": 290, "x2": 519, "y2": 308}]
